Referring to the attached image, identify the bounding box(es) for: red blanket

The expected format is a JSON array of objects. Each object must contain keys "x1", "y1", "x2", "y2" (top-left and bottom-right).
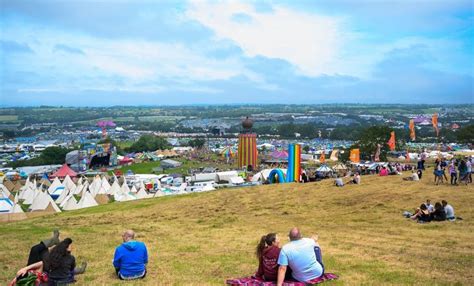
[{"x1": 226, "y1": 273, "x2": 338, "y2": 286}]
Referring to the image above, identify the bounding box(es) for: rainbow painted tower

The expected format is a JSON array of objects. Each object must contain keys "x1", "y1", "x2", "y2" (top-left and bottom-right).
[
  {"x1": 238, "y1": 117, "x2": 258, "y2": 170},
  {"x1": 286, "y1": 144, "x2": 301, "y2": 182}
]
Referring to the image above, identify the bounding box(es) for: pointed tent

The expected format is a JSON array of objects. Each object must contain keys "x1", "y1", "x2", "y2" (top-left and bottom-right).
[
  {"x1": 107, "y1": 181, "x2": 121, "y2": 195},
  {"x1": 120, "y1": 181, "x2": 130, "y2": 194},
  {"x1": 62, "y1": 195, "x2": 78, "y2": 211},
  {"x1": 0, "y1": 184, "x2": 12, "y2": 199},
  {"x1": 51, "y1": 164, "x2": 77, "y2": 178},
  {"x1": 76, "y1": 191, "x2": 98, "y2": 209},
  {"x1": 29, "y1": 192, "x2": 61, "y2": 212},
  {"x1": 23, "y1": 189, "x2": 39, "y2": 205},
  {"x1": 130, "y1": 186, "x2": 138, "y2": 194},
  {"x1": 55, "y1": 188, "x2": 70, "y2": 204},
  {"x1": 48, "y1": 177, "x2": 62, "y2": 194},
  {"x1": 2, "y1": 180, "x2": 15, "y2": 192},
  {"x1": 136, "y1": 188, "x2": 150, "y2": 199},
  {"x1": 63, "y1": 175, "x2": 76, "y2": 191},
  {"x1": 101, "y1": 177, "x2": 111, "y2": 192},
  {"x1": 0, "y1": 198, "x2": 14, "y2": 213}
]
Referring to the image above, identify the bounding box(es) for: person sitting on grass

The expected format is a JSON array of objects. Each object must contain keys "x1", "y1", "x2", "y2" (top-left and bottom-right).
[
  {"x1": 14, "y1": 238, "x2": 87, "y2": 285},
  {"x1": 403, "y1": 170, "x2": 419, "y2": 181},
  {"x1": 442, "y1": 200, "x2": 456, "y2": 221},
  {"x1": 113, "y1": 229, "x2": 148, "y2": 280},
  {"x1": 379, "y1": 167, "x2": 388, "y2": 176},
  {"x1": 276, "y1": 228, "x2": 324, "y2": 286},
  {"x1": 254, "y1": 233, "x2": 281, "y2": 281},
  {"x1": 430, "y1": 202, "x2": 446, "y2": 221},
  {"x1": 409, "y1": 204, "x2": 431, "y2": 223},
  {"x1": 347, "y1": 172, "x2": 360, "y2": 185},
  {"x1": 26, "y1": 229, "x2": 60, "y2": 266},
  {"x1": 334, "y1": 177, "x2": 344, "y2": 187}
]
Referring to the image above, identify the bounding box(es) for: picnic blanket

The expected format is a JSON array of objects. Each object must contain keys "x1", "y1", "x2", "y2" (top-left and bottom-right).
[{"x1": 226, "y1": 273, "x2": 338, "y2": 286}]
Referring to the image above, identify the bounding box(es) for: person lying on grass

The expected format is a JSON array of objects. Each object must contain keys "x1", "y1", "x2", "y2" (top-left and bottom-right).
[
  {"x1": 254, "y1": 233, "x2": 281, "y2": 281},
  {"x1": 113, "y1": 229, "x2": 148, "y2": 280},
  {"x1": 403, "y1": 170, "x2": 420, "y2": 181},
  {"x1": 13, "y1": 238, "x2": 87, "y2": 285},
  {"x1": 276, "y1": 227, "x2": 325, "y2": 286}
]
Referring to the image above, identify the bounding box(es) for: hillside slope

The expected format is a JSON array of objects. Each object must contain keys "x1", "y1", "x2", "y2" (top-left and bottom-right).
[{"x1": 1, "y1": 175, "x2": 473, "y2": 285}]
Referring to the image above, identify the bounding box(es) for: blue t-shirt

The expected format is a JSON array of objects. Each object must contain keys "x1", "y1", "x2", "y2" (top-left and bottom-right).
[{"x1": 277, "y1": 238, "x2": 323, "y2": 282}]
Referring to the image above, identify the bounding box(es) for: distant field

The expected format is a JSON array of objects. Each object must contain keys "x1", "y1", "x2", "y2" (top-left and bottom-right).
[
  {"x1": 0, "y1": 176, "x2": 472, "y2": 285},
  {"x1": 0, "y1": 115, "x2": 19, "y2": 122}
]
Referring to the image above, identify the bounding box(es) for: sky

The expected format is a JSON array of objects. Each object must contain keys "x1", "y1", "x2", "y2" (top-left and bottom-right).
[{"x1": 0, "y1": 0, "x2": 473, "y2": 106}]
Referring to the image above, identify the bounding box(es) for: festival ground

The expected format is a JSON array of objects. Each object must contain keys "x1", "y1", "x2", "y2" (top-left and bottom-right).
[{"x1": 0, "y1": 175, "x2": 472, "y2": 285}]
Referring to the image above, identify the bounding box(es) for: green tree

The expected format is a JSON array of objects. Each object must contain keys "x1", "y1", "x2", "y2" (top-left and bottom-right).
[
  {"x1": 187, "y1": 138, "x2": 206, "y2": 149},
  {"x1": 126, "y1": 135, "x2": 171, "y2": 152},
  {"x1": 356, "y1": 126, "x2": 404, "y2": 161},
  {"x1": 7, "y1": 146, "x2": 72, "y2": 168},
  {"x1": 456, "y1": 124, "x2": 474, "y2": 144}
]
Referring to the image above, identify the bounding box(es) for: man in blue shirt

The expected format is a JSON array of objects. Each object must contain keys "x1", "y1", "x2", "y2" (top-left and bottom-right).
[
  {"x1": 113, "y1": 230, "x2": 148, "y2": 280},
  {"x1": 277, "y1": 227, "x2": 323, "y2": 286}
]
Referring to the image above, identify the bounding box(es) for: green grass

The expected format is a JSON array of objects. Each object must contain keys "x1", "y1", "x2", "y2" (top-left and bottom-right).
[
  {"x1": 0, "y1": 115, "x2": 19, "y2": 122},
  {"x1": 119, "y1": 156, "x2": 237, "y2": 175},
  {"x1": 0, "y1": 176, "x2": 472, "y2": 285}
]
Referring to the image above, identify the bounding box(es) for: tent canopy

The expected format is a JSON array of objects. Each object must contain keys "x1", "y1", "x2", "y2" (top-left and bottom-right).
[{"x1": 51, "y1": 164, "x2": 78, "y2": 178}]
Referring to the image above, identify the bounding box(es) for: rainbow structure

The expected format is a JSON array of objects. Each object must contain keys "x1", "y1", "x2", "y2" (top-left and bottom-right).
[
  {"x1": 268, "y1": 169, "x2": 286, "y2": 183},
  {"x1": 238, "y1": 133, "x2": 258, "y2": 170},
  {"x1": 286, "y1": 144, "x2": 301, "y2": 182}
]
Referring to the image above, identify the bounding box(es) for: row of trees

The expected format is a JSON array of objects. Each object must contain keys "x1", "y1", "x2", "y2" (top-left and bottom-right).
[{"x1": 7, "y1": 146, "x2": 73, "y2": 168}]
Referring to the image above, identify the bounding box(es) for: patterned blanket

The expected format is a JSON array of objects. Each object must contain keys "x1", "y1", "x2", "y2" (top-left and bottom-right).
[{"x1": 226, "y1": 273, "x2": 338, "y2": 286}]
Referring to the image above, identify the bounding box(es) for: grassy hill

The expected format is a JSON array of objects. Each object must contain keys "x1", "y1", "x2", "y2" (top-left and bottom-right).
[{"x1": 0, "y1": 175, "x2": 473, "y2": 285}]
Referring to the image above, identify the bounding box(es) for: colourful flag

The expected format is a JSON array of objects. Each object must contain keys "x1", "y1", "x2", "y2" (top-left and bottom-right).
[
  {"x1": 319, "y1": 150, "x2": 325, "y2": 163},
  {"x1": 387, "y1": 131, "x2": 396, "y2": 151},
  {"x1": 409, "y1": 119, "x2": 416, "y2": 141},
  {"x1": 405, "y1": 150, "x2": 410, "y2": 162},
  {"x1": 374, "y1": 144, "x2": 381, "y2": 162},
  {"x1": 350, "y1": 149, "x2": 360, "y2": 163},
  {"x1": 330, "y1": 149, "x2": 339, "y2": 161},
  {"x1": 432, "y1": 113, "x2": 439, "y2": 136}
]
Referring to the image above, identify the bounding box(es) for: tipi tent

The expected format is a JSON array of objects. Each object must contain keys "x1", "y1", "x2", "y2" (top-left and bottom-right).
[
  {"x1": 29, "y1": 192, "x2": 61, "y2": 212},
  {"x1": 76, "y1": 191, "x2": 98, "y2": 209},
  {"x1": 61, "y1": 195, "x2": 78, "y2": 211}
]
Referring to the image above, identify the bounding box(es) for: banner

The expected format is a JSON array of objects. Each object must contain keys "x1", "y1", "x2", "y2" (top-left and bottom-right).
[
  {"x1": 432, "y1": 113, "x2": 439, "y2": 136},
  {"x1": 350, "y1": 149, "x2": 360, "y2": 163},
  {"x1": 387, "y1": 131, "x2": 396, "y2": 151},
  {"x1": 409, "y1": 119, "x2": 416, "y2": 141},
  {"x1": 374, "y1": 144, "x2": 381, "y2": 162},
  {"x1": 319, "y1": 150, "x2": 325, "y2": 163}
]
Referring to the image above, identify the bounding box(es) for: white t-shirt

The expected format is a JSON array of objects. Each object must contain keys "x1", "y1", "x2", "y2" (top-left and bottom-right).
[
  {"x1": 444, "y1": 204, "x2": 455, "y2": 219},
  {"x1": 411, "y1": 173, "x2": 419, "y2": 181}
]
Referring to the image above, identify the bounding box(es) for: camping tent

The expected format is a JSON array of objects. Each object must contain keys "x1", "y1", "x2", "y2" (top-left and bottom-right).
[
  {"x1": 29, "y1": 192, "x2": 61, "y2": 212},
  {"x1": 161, "y1": 159, "x2": 182, "y2": 169},
  {"x1": 0, "y1": 198, "x2": 13, "y2": 213},
  {"x1": 76, "y1": 191, "x2": 98, "y2": 209},
  {"x1": 50, "y1": 164, "x2": 77, "y2": 178}
]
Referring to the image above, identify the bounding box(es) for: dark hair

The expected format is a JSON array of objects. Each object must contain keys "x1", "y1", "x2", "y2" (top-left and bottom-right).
[
  {"x1": 442, "y1": 200, "x2": 447, "y2": 206},
  {"x1": 256, "y1": 233, "x2": 276, "y2": 259},
  {"x1": 434, "y1": 202, "x2": 443, "y2": 211},
  {"x1": 44, "y1": 238, "x2": 73, "y2": 271},
  {"x1": 420, "y1": 204, "x2": 427, "y2": 210}
]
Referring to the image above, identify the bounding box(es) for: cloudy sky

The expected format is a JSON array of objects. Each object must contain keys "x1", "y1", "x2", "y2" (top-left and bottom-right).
[{"x1": 1, "y1": 0, "x2": 473, "y2": 106}]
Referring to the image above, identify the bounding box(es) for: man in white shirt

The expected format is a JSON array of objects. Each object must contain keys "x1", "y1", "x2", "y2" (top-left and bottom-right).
[{"x1": 442, "y1": 200, "x2": 455, "y2": 221}]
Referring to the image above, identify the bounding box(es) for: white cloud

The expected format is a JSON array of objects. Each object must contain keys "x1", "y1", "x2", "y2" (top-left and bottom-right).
[{"x1": 186, "y1": 1, "x2": 344, "y2": 76}]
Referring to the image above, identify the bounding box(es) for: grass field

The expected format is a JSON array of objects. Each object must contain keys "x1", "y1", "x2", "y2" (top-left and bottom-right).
[
  {"x1": 0, "y1": 175, "x2": 472, "y2": 285},
  {"x1": 0, "y1": 115, "x2": 19, "y2": 122}
]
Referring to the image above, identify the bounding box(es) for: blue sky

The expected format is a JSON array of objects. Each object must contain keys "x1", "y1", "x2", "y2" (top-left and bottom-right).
[{"x1": 0, "y1": 0, "x2": 473, "y2": 106}]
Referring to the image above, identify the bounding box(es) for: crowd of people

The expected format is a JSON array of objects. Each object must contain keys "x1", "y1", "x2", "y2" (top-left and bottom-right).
[
  {"x1": 433, "y1": 157, "x2": 472, "y2": 185},
  {"x1": 404, "y1": 199, "x2": 459, "y2": 223},
  {"x1": 10, "y1": 229, "x2": 148, "y2": 285}
]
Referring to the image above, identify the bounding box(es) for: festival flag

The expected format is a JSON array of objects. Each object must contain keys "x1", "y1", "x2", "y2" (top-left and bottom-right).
[
  {"x1": 330, "y1": 149, "x2": 339, "y2": 161},
  {"x1": 319, "y1": 150, "x2": 325, "y2": 163},
  {"x1": 432, "y1": 113, "x2": 439, "y2": 136},
  {"x1": 387, "y1": 131, "x2": 396, "y2": 151},
  {"x1": 349, "y1": 149, "x2": 360, "y2": 163},
  {"x1": 374, "y1": 144, "x2": 381, "y2": 162},
  {"x1": 405, "y1": 150, "x2": 410, "y2": 162},
  {"x1": 409, "y1": 119, "x2": 416, "y2": 141}
]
